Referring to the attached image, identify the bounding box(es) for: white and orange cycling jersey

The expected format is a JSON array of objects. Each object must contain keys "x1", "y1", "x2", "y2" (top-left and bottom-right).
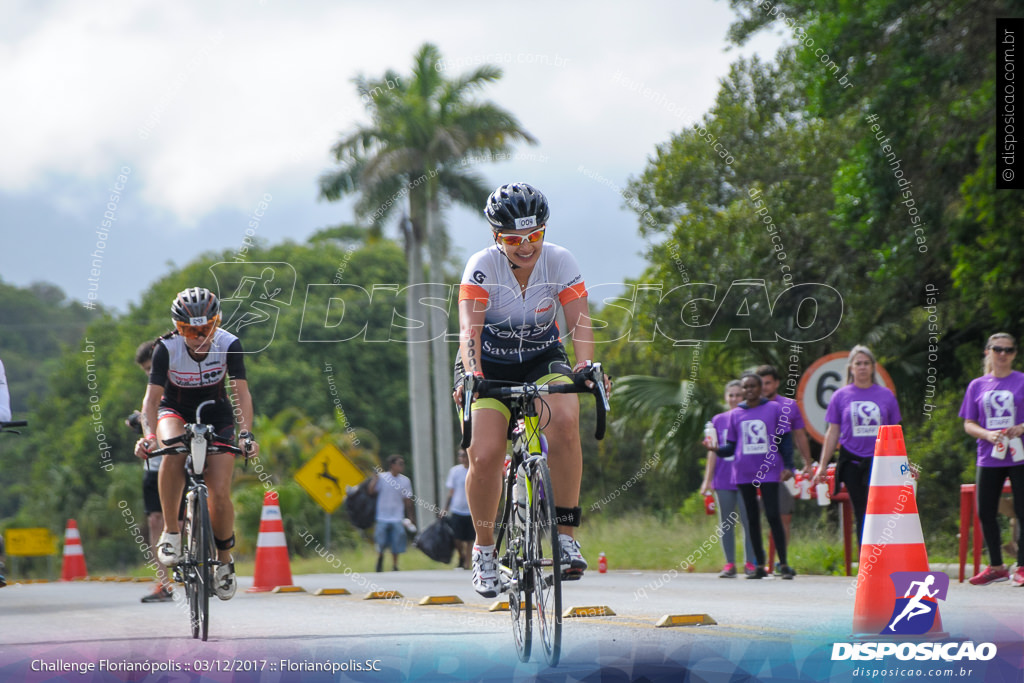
[{"x1": 459, "y1": 241, "x2": 587, "y2": 364}]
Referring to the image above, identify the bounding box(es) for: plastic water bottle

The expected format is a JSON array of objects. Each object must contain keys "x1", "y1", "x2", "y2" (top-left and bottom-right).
[
  {"x1": 703, "y1": 421, "x2": 717, "y2": 449},
  {"x1": 704, "y1": 493, "x2": 716, "y2": 515},
  {"x1": 514, "y1": 464, "x2": 528, "y2": 525},
  {"x1": 598, "y1": 552, "x2": 607, "y2": 573}
]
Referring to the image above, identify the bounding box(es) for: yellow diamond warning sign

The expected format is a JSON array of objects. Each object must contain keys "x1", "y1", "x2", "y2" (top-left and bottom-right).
[{"x1": 294, "y1": 444, "x2": 365, "y2": 513}]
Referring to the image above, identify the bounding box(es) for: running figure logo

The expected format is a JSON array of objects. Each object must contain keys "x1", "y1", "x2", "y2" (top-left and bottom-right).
[
  {"x1": 209, "y1": 262, "x2": 297, "y2": 352},
  {"x1": 882, "y1": 571, "x2": 949, "y2": 635}
]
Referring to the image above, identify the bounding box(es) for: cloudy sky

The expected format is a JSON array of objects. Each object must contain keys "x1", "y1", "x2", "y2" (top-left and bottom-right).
[{"x1": 0, "y1": 0, "x2": 785, "y2": 313}]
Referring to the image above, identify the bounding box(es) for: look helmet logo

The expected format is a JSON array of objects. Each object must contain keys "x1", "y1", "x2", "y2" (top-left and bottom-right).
[{"x1": 882, "y1": 571, "x2": 948, "y2": 635}]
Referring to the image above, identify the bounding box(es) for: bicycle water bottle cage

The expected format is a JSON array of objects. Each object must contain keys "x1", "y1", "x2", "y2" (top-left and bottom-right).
[{"x1": 190, "y1": 424, "x2": 213, "y2": 474}]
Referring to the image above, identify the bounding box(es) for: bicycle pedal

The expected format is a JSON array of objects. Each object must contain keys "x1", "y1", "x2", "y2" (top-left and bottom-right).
[{"x1": 561, "y1": 568, "x2": 584, "y2": 581}]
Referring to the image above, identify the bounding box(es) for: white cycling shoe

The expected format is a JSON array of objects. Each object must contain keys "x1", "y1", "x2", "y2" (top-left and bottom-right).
[
  {"x1": 472, "y1": 545, "x2": 501, "y2": 598},
  {"x1": 214, "y1": 559, "x2": 236, "y2": 600},
  {"x1": 156, "y1": 532, "x2": 181, "y2": 566},
  {"x1": 559, "y1": 534, "x2": 587, "y2": 580}
]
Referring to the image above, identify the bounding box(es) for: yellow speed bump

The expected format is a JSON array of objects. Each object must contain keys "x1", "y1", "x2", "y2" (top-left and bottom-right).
[
  {"x1": 364, "y1": 590, "x2": 404, "y2": 600},
  {"x1": 563, "y1": 605, "x2": 616, "y2": 618},
  {"x1": 271, "y1": 585, "x2": 307, "y2": 594},
  {"x1": 314, "y1": 588, "x2": 351, "y2": 596},
  {"x1": 489, "y1": 600, "x2": 526, "y2": 612},
  {"x1": 655, "y1": 614, "x2": 717, "y2": 628},
  {"x1": 418, "y1": 595, "x2": 464, "y2": 606},
  {"x1": 132, "y1": 577, "x2": 155, "y2": 583}
]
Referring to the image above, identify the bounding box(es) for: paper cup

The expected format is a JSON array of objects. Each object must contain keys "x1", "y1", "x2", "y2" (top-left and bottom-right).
[
  {"x1": 783, "y1": 478, "x2": 799, "y2": 497},
  {"x1": 816, "y1": 482, "x2": 830, "y2": 506}
]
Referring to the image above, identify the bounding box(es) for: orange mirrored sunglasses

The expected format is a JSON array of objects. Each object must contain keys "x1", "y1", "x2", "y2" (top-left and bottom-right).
[
  {"x1": 494, "y1": 226, "x2": 545, "y2": 247},
  {"x1": 175, "y1": 316, "x2": 219, "y2": 340}
]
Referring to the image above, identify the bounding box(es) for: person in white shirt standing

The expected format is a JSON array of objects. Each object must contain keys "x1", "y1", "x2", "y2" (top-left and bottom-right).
[
  {"x1": 369, "y1": 455, "x2": 416, "y2": 572},
  {"x1": 442, "y1": 450, "x2": 473, "y2": 569}
]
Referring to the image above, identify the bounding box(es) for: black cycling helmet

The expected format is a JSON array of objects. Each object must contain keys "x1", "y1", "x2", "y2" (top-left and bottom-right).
[
  {"x1": 484, "y1": 182, "x2": 550, "y2": 231},
  {"x1": 171, "y1": 287, "x2": 221, "y2": 326}
]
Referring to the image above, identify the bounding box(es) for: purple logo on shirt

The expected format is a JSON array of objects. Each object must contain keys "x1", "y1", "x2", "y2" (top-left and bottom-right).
[
  {"x1": 983, "y1": 390, "x2": 1016, "y2": 429},
  {"x1": 851, "y1": 401, "x2": 881, "y2": 437},
  {"x1": 741, "y1": 420, "x2": 769, "y2": 454}
]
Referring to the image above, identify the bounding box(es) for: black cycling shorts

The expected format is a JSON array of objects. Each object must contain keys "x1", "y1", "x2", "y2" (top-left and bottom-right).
[{"x1": 453, "y1": 344, "x2": 572, "y2": 420}]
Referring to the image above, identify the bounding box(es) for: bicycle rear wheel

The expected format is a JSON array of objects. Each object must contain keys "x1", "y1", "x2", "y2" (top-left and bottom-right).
[
  {"x1": 501, "y1": 464, "x2": 531, "y2": 662},
  {"x1": 529, "y1": 458, "x2": 561, "y2": 666}
]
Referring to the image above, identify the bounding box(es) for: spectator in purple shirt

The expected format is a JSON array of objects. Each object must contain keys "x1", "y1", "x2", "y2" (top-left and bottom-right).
[
  {"x1": 959, "y1": 333, "x2": 1024, "y2": 587},
  {"x1": 813, "y1": 345, "x2": 901, "y2": 547},
  {"x1": 757, "y1": 364, "x2": 812, "y2": 574},
  {"x1": 701, "y1": 380, "x2": 758, "y2": 578},
  {"x1": 717, "y1": 373, "x2": 795, "y2": 579}
]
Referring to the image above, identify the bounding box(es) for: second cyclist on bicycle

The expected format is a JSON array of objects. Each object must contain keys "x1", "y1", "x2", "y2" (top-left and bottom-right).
[
  {"x1": 134, "y1": 287, "x2": 258, "y2": 600},
  {"x1": 455, "y1": 182, "x2": 609, "y2": 598}
]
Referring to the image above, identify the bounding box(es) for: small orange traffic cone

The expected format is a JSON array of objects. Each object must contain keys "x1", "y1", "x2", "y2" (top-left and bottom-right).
[
  {"x1": 852, "y1": 426, "x2": 943, "y2": 637},
  {"x1": 60, "y1": 519, "x2": 88, "y2": 581},
  {"x1": 247, "y1": 491, "x2": 294, "y2": 592}
]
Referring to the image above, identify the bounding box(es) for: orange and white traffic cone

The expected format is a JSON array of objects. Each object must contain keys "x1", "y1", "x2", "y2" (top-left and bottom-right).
[
  {"x1": 852, "y1": 425, "x2": 944, "y2": 637},
  {"x1": 60, "y1": 519, "x2": 88, "y2": 581},
  {"x1": 246, "y1": 491, "x2": 295, "y2": 592}
]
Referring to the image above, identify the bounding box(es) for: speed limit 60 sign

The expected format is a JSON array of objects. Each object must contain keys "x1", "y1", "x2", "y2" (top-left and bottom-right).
[{"x1": 796, "y1": 352, "x2": 896, "y2": 443}]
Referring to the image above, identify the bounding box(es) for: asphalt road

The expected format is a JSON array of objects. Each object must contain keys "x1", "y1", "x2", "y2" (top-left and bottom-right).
[{"x1": 1, "y1": 569, "x2": 1021, "y2": 682}]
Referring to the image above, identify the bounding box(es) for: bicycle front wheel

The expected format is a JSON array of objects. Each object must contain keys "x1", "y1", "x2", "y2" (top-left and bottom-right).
[
  {"x1": 183, "y1": 492, "x2": 201, "y2": 639},
  {"x1": 529, "y1": 458, "x2": 561, "y2": 666},
  {"x1": 189, "y1": 488, "x2": 214, "y2": 641},
  {"x1": 502, "y1": 465, "x2": 531, "y2": 662}
]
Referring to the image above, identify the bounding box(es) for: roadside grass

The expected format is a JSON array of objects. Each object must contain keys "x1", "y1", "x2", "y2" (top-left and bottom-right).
[{"x1": 15, "y1": 505, "x2": 964, "y2": 581}]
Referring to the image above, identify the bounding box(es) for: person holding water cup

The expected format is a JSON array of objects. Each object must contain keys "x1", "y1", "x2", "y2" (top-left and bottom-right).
[
  {"x1": 959, "y1": 332, "x2": 1024, "y2": 586},
  {"x1": 812, "y1": 345, "x2": 901, "y2": 547},
  {"x1": 700, "y1": 380, "x2": 758, "y2": 578}
]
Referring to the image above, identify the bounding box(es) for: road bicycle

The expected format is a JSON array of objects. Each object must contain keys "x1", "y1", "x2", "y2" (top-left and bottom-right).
[
  {"x1": 460, "y1": 365, "x2": 608, "y2": 666},
  {"x1": 148, "y1": 401, "x2": 247, "y2": 641},
  {"x1": 0, "y1": 421, "x2": 27, "y2": 588}
]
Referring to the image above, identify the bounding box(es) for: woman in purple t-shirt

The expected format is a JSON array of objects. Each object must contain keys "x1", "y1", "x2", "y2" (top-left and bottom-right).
[
  {"x1": 701, "y1": 380, "x2": 757, "y2": 578},
  {"x1": 959, "y1": 332, "x2": 1024, "y2": 587},
  {"x1": 717, "y1": 373, "x2": 796, "y2": 579},
  {"x1": 814, "y1": 345, "x2": 901, "y2": 546}
]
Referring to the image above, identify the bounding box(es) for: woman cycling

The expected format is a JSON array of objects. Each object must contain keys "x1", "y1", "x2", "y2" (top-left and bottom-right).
[
  {"x1": 813, "y1": 345, "x2": 901, "y2": 546},
  {"x1": 454, "y1": 182, "x2": 608, "y2": 598},
  {"x1": 717, "y1": 372, "x2": 795, "y2": 579},
  {"x1": 134, "y1": 287, "x2": 259, "y2": 601},
  {"x1": 959, "y1": 333, "x2": 1024, "y2": 586},
  {"x1": 700, "y1": 379, "x2": 758, "y2": 578}
]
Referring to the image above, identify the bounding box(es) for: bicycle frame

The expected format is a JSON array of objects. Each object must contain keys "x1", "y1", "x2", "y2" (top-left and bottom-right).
[
  {"x1": 148, "y1": 400, "x2": 243, "y2": 641},
  {"x1": 459, "y1": 365, "x2": 608, "y2": 667}
]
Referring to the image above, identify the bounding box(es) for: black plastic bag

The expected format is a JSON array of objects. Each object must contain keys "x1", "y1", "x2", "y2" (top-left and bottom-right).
[
  {"x1": 344, "y1": 478, "x2": 377, "y2": 530},
  {"x1": 413, "y1": 517, "x2": 455, "y2": 563}
]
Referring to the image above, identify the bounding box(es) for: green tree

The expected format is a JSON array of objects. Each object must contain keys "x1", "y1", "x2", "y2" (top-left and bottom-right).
[{"x1": 319, "y1": 42, "x2": 537, "y2": 510}]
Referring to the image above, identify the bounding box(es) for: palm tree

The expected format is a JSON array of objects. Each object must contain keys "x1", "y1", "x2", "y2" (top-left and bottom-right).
[
  {"x1": 319, "y1": 43, "x2": 536, "y2": 514},
  {"x1": 612, "y1": 373, "x2": 722, "y2": 481}
]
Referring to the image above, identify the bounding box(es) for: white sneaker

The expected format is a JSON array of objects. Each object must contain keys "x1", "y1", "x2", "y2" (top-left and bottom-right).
[
  {"x1": 559, "y1": 534, "x2": 587, "y2": 579},
  {"x1": 156, "y1": 532, "x2": 181, "y2": 566},
  {"x1": 472, "y1": 545, "x2": 500, "y2": 598},
  {"x1": 214, "y1": 559, "x2": 236, "y2": 601}
]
